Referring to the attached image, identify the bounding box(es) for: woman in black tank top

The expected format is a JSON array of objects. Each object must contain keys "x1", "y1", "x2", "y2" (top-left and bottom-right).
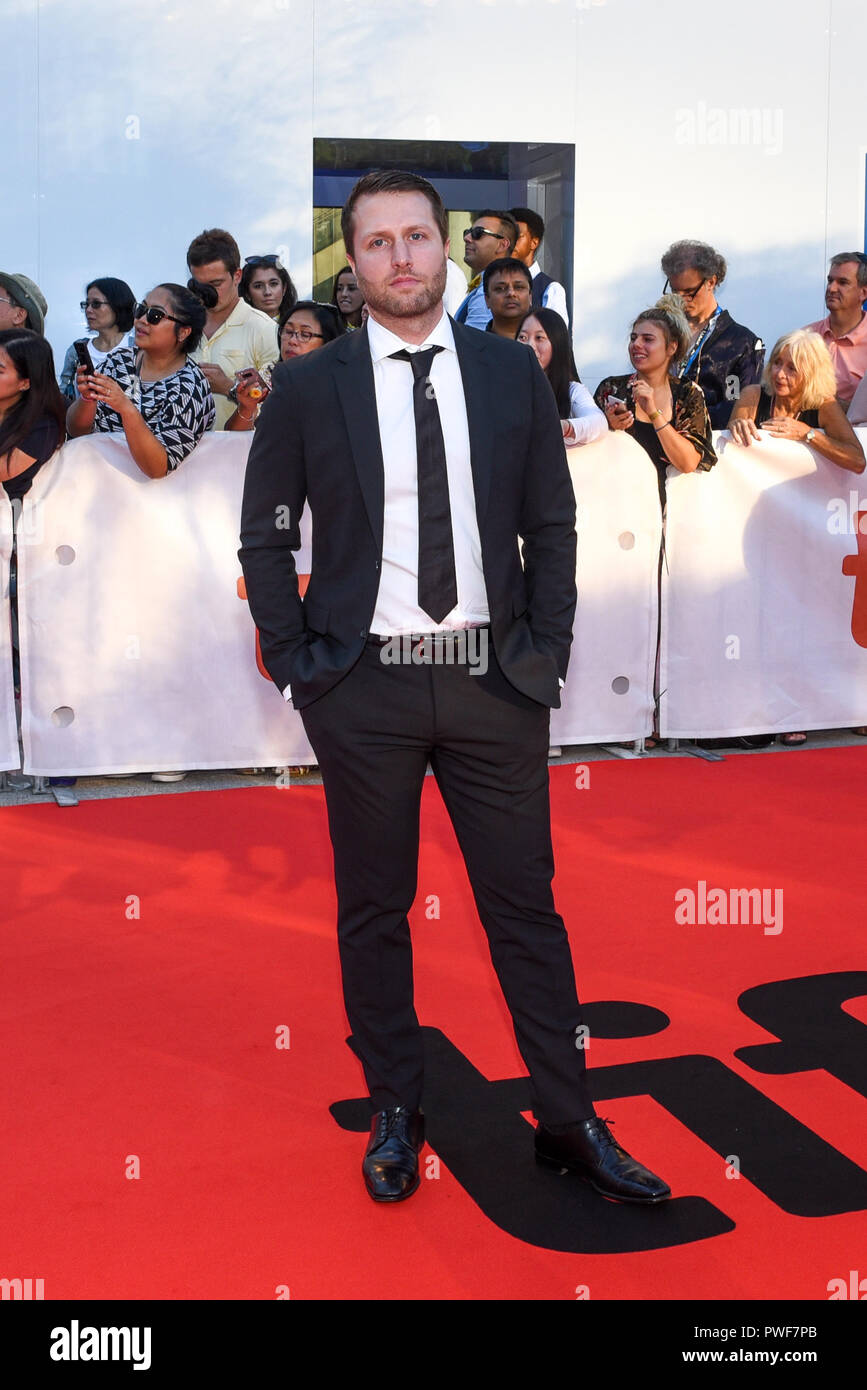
[{"x1": 728, "y1": 329, "x2": 863, "y2": 473}]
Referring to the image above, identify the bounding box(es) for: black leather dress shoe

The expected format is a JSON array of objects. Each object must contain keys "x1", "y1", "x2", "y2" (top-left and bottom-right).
[
  {"x1": 362, "y1": 1107, "x2": 425, "y2": 1202},
  {"x1": 535, "y1": 1117, "x2": 671, "y2": 1203}
]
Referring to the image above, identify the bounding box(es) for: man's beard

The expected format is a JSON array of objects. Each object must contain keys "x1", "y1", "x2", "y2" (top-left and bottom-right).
[{"x1": 358, "y1": 260, "x2": 448, "y2": 319}]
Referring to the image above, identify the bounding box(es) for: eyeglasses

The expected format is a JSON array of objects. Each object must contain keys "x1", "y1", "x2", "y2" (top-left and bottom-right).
[
  {"x1": 281, "y1": 326, "x2": 323, "y2": 343},
  {"x1": 134, "y1": 302, "x2": 184, "y2": 326},
  {"x1": 663, "y1": 278, "x2": 707, "y2": 300},
  {"x1": 0, "y1": 296, "x2": 15, "y2": 307},
  {"x1": 81, "y1": 299, "x2": 110, "y2": 311},
  {"x1": 464, "y1": 226, "x2": 504, "y2": 242},
  {"x1": 245, "y1": 255, "x2": 281, "y2": 267}
]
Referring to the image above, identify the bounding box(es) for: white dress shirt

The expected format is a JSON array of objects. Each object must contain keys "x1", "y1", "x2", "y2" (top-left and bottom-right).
[
  {"x1": 444, "y1": 258, "x2": 470, "y2": 316},
  {"x1": 367, "y1": 309, "x2": 489, "y2": 634},
  {"x1": 529, "y1": 261, "x2": 569, "y2": 326}
]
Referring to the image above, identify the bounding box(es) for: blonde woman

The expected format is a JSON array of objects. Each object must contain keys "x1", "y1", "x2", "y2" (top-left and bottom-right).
[
  {"x1": 729, "y1": 331, "x2": 865, "y2": 745},
  {"x1": 728, "y1": 329, "x2": 865, "y2": 473}
]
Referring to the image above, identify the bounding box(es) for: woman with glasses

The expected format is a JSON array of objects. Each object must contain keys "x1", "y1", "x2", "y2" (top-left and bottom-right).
[
  {"x1": 66, "y1": 283, "x2": 215, "y2": 477},
  {"x1": 516, "y1": 307, "x2": 606, "y2": 447},
  {"x1": 239, "y1": 255, "x2": 296, "y2": 323},
  {"x1": 224, "y1": 301, "x2": 346, "y2": 434},
  {"x1": 59, "y1": 278, "x2": 136, "y2": 399},
  {"x1": 331, "y1": 265, "x2": 365, "y2": 331},
  {"x1": 278, "y1": 300, "x2": 345, "y2": 361}
]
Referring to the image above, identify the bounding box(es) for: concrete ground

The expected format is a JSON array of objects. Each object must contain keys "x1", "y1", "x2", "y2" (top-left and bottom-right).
[{"x1": 2, "y1": 727, "x2": 865, "y2": 809}]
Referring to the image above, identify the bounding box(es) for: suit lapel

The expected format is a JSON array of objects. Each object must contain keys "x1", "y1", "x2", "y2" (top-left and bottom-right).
[
  {"x1": 333, "y1": 325, "x2": 385, "y2": 553},
  {"x1": 450, "y1": 317, "x2": 492, "y2": 526}
]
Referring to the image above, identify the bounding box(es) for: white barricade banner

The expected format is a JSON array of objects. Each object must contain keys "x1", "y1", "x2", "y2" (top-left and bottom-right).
[
  {"x1": 660, "y1": 430, "x2": 867, "y2": 737},
  {"x1": 14, "y1": 431, "x2": 662, "y2": 774},
  {"x1": 551, "y1": 432, "x2": 660, "y2": 744},
  {"x1": 17, "y1": 435, "x2": 315, "y2": 775},
  {"x1": 0, "y1": 494, "x2": 21, "y2": 771}
]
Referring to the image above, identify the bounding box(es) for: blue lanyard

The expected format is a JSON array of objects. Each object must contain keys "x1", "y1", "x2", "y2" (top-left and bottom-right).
[{"x1": 678, "y1": 305, "x2": 721, "y2": 377}]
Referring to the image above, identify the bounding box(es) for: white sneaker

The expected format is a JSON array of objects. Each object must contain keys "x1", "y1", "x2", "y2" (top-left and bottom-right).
[
  {"x1": 151, "y1": 772, "x2": 187, "y2": 782},
  {"x1": 548, "y1": 746, "x2": 562, "y2": 759}
]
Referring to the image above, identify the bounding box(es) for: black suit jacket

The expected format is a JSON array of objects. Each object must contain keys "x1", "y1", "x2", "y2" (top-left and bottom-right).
[{"x1": 238, "y1": 317, "x2": 577, "y2": 709}]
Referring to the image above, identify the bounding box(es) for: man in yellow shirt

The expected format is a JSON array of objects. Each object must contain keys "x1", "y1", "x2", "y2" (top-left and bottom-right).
[{"x1": 187, "y1": 228, "x2": 279, "y2": 429}]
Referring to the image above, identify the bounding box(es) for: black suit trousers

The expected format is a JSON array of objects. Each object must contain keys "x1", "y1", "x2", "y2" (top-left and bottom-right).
[{"x1": 299, "y1": 635, "x2": 594, "y2": 1125}]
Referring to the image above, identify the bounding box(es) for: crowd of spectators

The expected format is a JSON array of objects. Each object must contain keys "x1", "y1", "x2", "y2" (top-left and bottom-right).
[{"x1": 2, "y1": 212, "x2": 867, "y2": 775}]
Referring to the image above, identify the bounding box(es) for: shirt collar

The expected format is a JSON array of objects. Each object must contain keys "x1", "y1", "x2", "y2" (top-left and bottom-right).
[
  {"x1": 204, "y1": 297, "x2": 249, "y2": 340},
  {"x1": 816, "y1": 312, "x2": 867, "y2": 343},
  {"x1": 366, "y1": 308, "x2": 455, "y2": 363}
]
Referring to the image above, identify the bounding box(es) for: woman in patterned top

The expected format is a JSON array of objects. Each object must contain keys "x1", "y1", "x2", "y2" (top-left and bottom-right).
[
  {"x1": 594, "y1": 294, "x2": 716, "y2": 509},
  {"x1": 66, "y1": 283, "x2": 215, "y2": 477}
]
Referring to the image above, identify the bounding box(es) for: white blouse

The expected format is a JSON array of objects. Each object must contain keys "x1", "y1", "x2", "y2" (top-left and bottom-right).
[{"x1": 563, "y1": 380, "x2": 608, "y2": 447}]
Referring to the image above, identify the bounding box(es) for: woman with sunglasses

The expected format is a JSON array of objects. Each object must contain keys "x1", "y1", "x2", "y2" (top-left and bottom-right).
[
  {"x1": 331, "y1": 265, "x2": 365, "y2": 331},
  {"x1": 239, "y1": 255, "x2": 296, "y2": 323},
  {"x1": 59, "y1": 278, "x2": 136, "y2": 399},
  {"x1": 67, "y1": 284, "x2": 215, "y2": 477},
  {"x1": 278, "y1": 301, "x2": 345, "y2": 361},
  {"x1": 516, "y1": 307, "x2": 607, "y2": 447}
]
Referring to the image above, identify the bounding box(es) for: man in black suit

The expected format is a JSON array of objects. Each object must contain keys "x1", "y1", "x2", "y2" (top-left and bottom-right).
[{"x1": 239, "y1": 170, "x2": 669, "y2": 1206}]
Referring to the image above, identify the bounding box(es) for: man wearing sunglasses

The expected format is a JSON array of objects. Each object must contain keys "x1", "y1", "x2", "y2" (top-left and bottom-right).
[
  {"x1": 0, "y1": 272, "x2": 48, "y2": 336},
  {"x1": 660, "y1": 240, "x2": 764, "y2": 429},
  {"x1": 454, "y1": 211, "x2": 519, "y2": 331},
  {"x1": 186, "y1": 228, "x2": 279, "y2": 429}
]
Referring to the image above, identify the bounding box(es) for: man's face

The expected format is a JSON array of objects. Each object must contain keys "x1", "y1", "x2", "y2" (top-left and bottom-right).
[
  {"x1": 485, "y1": 270, "x2": 531, "y2": 325},
  {"x1": 463, "y1": 216, "x2": 511, "y2": 272},
  {"x1": 347, "y1": 190, "x2": 448, "y2": 321},
  {"x1": 513, "y1": 222, "x2": 539, "y2": 267},
  {"x1": 825, "y1": 260, "x2": 867, "y2": 318},
  {"x1": 187, "y1": 259, "x2": 240, "y2": 312},
  {"x1": 666, "y1": 267, "x2": 717, "y2": 325},
  {"x1": 0, "y1": 293, "x2": 26, "y2": 332}
]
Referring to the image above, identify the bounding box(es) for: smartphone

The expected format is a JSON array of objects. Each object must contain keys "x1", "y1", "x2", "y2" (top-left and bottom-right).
[
  {"x1": 235, "y1": 367, "x2": 270, "y2": 400},
  {"x1": 73, "y1": 339, "x2": 95, "y2": 375},
  {"x1": 606, "y1": 394, "x2": 626, "y2": 408}
]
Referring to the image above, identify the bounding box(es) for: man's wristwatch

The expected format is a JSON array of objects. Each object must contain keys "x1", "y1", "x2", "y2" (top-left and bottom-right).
[
  {"x1": 805, "y1": 429, "x2": 816, "y2": 445},
  {"x1": 227, "y1": 382, "x2": 239, "y2": 405}
]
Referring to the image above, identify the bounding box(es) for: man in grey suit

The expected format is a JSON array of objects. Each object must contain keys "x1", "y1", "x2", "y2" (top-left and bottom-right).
[{"x1": 239, "y1": 170, "x2": 669, "y2": 1206}]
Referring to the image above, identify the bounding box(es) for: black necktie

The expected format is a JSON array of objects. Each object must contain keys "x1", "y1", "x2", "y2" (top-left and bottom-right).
[{"x1": 390, "y1": 345, "x2": 457, "y2": 624}]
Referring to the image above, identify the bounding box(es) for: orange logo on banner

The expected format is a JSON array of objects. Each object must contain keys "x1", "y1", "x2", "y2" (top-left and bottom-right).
[
  {"x1": 842, "y1": 515, "x2": 867, "y2": 648},
  {"x1": 236, "y1": 574, "x2": 310, "y2": 680}
]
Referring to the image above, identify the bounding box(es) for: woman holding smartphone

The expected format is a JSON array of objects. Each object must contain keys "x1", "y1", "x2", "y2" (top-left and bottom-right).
[
  {"x1": 67, "y1": 283, "x2": 215, "y2": 477},
  {"x1": 594, "y1": 295, "x2": 715, "y2": 508}
]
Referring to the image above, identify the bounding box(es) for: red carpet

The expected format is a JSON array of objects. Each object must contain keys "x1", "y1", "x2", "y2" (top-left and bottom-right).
[{"x1": 2, "y1": 749, "x2": 866, "y2": 1300}]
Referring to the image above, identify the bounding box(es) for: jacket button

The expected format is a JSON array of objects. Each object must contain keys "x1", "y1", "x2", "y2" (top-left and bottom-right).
[{"x1": 360, "y1": 629, "x2": 367, "y2": 638}]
